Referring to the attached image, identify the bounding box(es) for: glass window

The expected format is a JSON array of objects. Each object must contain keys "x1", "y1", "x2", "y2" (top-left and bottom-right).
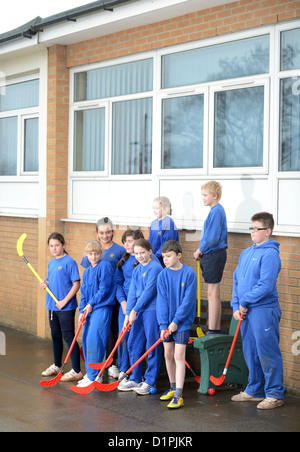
[
  {"x1": 162, "y1": 95, "x2": 204, "y2": 169},
  {"x1": 214, "y1": 86, "x2": 265, "y2": 168},
  {"x1": 24, "y1": 118, "x2": 39, "y2": 172},
  {"x1": 0, "y1": 116, "x2": 18, "y2": 175},
  {"x1": 74, "y1": 108, "x2": 105, "y2": 171},
  {"x1": 112, "y1": 98, "x2": 152, "y2": 175},
  {"x1": 162, "y1": 35, "x2": 269, "y2": 89},
  {"x1": 281, "y1": 28, "x2": 300, "y2": 71},
  {"x1": 279, "y1": 77, "x2": 300, "y2": 172},
  {"x1": 0, "y1": 79, "x2": 39, "y2": 112},
  {"x1": 74, "y1": 59, "x2": 153, "y2": 101}
]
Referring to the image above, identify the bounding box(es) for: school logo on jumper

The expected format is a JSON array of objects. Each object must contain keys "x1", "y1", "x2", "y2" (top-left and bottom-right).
[
  {"x1": 110, "y1": 254, "x2": 115, "y2": 258},
  {"x1": 181, "y1": 282, "x2": 184, "y2": 287},
  {"x1": 58, "y1": 266, "x2": 62, "y2": 270},
  {"x1": 143, "y1": 272, "x2": 146, "y2": 277},
  {"x1": 0, "y1": 332, "x2": 6, "y2": 356}
]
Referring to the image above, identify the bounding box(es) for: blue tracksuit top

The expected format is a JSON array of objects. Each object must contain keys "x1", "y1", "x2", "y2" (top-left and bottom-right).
[
  {"x1": 231, "y1": 240, "x2": 281, "y2": 313},
  {"x1": 148, "y1": 216, "x2": 179, "y2": 259},
  {"x1": 199, "y1": 203, "x2": 227, "y2": 254},
  {"x1": 79, "y1": 260, "x2": 116, "y2": 313},
  {"x1": 157, "y1": 264, "x2": 197, "y2": 332},
  {"x1": 46, "y1": 254, "x2": 80, "y2": 311},
  {"x1": 80, "y1": 242, "x2": 125, "y2": 270},
  {"x1": 126, "y1": 259, "x2": 163, "y2": 314},
  {"x1": 115, "y1": 254, "x2": 137, "y2": 303}
]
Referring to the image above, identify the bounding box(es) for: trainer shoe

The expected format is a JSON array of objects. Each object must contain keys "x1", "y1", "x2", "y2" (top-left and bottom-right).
[
  {"x1": 257, "y1": 397, "x2": 284, "y2": 410},
  {"x1": 108, "y1": 365, "x2": 120, "y2": 379},
  {"x1": 60, "y1": 369, "x2": 83, "y2": 382},
  {"x1": 160, "y1": 389, "x2": 176, "y2": 401},
  {"x1": 231, "y1": 391, "x2": 264, "y2": 402},
  {"x1": 41, "y1": 364, "x2": 60, "y2": 376},
  {"x1": 76, "y1": 374, "x2": 95, "y2": 387},
  {"x1": 134, "y1": 382, "x2": 151, "y2": 395},
  {"x1": 167, "y1": 395, "x2": 184, "y2": 409},
  {"x1": 118, "y1": 380, "x2": 141, "y2": 392}
]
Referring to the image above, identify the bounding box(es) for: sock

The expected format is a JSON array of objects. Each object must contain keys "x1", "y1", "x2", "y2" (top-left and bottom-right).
[
  {"x1": 175, "y1": 388, "x2": 183, "y2": 398},
  {"x1": 207, "y1": 329, "x2": 221, "y2": 335},
  {"x1": 170, "y1": 382, "x2": 176, "y2": 390}
]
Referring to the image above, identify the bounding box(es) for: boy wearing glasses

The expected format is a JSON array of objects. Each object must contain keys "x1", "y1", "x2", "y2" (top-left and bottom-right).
[{"x1": 231, "y1": 212, "x2": 284, "y2": 409}]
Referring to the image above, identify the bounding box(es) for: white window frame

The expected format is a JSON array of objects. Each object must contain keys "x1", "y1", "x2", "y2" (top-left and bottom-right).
[
  {"x1": 0, "y1": 73, "x2": 39, "y2": 181},
  {"x1": 209, "y1": 76, "x2": 270, "y2": 176}
]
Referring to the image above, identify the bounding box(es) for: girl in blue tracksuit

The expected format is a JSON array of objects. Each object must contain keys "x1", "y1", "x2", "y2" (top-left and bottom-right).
[
  {"x1": 115, "y1": 229, "x2": 145, "y2": 377},
  {"x1": 148, "y1": 196, "x2": 179, "y2": 267},
  {"x1": 231, "y1": 212, "x2": 284, "y2": 409},
  {"x1": 77, "y1": 240, "x2": 116, "y2": 387},
  {"x1": 119, "y1": 238, "x2": 163, "y2": 395}
]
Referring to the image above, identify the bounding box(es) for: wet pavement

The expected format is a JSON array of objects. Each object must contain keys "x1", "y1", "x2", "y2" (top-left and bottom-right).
[{"x1": 0, "y1": 324, "x2": 299, "y2": 433}]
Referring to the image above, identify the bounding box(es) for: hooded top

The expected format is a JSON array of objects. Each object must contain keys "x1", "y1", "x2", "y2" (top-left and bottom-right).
[{"x1": 231, "y1": 240, "x2": 281, "y2": 312}]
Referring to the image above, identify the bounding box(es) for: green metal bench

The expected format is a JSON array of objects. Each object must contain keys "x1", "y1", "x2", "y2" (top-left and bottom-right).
[{"x1": 191, "y1": 303, "x2": 248, "y2": 394}]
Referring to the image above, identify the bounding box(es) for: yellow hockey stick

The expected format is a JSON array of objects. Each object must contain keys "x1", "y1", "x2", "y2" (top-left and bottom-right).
[{"x1": 17, "y1": 233, "x2": 59, "y2": 305}]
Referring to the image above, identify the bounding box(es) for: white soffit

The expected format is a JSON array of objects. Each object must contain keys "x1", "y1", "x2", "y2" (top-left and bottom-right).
[{"x1": 39, "y1": 0, "x2": 237, "y2": 46}]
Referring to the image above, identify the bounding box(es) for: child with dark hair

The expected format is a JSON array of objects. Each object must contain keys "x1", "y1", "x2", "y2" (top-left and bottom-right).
[
  {"x1": 231, "y1": 212, "x2": 284, "y2": 409},
  {"x1": 157, "y1": 240, "x2": 197, "y2": 409},
  {"x1": 119, "y1": 238, "x2": 163, "y2": 395},
  {"x1": 40, "y1": 233, "x2": 82, "y2": 383}
]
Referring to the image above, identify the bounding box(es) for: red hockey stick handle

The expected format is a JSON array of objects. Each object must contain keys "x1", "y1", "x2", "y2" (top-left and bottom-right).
[{"x1": 224, "y1": 314, "x2": 244, "y2": 371}]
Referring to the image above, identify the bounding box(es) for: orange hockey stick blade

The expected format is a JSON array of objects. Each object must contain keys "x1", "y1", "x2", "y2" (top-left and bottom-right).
[
  {"x1": 40, "y1": 372, "x2": 64, "y2": 387},
  {"x1": 89, "y1": 355, "x2": 113, "y2": 370},
  {"x1": 93, "y1": 380, "x2": 120, "y2": 392},
  {"x1": 210, "y1": 374, "x2": 225, "y2": 386},
  {"x1": 70, "y1": 381, "x2": 97, "y2": 395}
]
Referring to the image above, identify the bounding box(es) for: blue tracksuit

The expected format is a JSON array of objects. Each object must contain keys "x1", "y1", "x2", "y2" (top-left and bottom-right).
[
  {"x1": 156, "y1": 264, "x2": 197, "y2": 333},
  {"x1": 126, "y1": 259, "x2": 163, "y2": 386},
  {"x1": 148, "y1": 216, "x2": 179, "y2": 265},
  {"x1": 231, "y1": 240, "x2": 284, "y2": 399},
  {"x1": 115, "y1": 254, "x2": 137, "y2": 372},
  {"x1": 79, "y1": 260, "x2": 116, "y2": 380}
]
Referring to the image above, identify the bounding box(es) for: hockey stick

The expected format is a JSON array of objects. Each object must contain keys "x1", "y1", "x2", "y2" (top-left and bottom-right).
[
  {"x1": 185, "y1": 360, "x2": 201, "y2": 384},
  {"x1": 17, "y1": 233, "x2": 59, "y2": 305},
  {"x1": 70, "y1": 323, "x2": 131, "y2": 395},
  {"x1": 40, "y1": 311, "x2": 88, "y2": 387},
  {"x1": 196, "y1": 259, "x2": 205, "y2": 337},
  {"x1": 209, "y1": 314, "x2": 244, "y2": 386},
  {"x1": 94, "y1": 330, "x2": 169, "y2": 392}
]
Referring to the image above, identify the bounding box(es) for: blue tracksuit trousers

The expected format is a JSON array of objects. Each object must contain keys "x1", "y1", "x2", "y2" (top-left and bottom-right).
[
  {"x1": 82, "y1": 307, "x2": 113, "y2": 380},
  {"x1": 127, "y1": 309, "x2": 161, "y2": 386},
  {"x1": 241, "y1": 306, "x2": 284, "y2": 399},
  {"x1": 118, "y1": 307, "x2": 130, "y2": 373}
]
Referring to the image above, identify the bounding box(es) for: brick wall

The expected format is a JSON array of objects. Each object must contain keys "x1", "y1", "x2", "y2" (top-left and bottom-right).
[{"x1": 67, "y1": 0, "x2": 300, "y2": 68}]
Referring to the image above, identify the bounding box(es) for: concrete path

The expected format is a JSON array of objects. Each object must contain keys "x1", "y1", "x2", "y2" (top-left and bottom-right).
[{"x1": 0, "y1": 325, "x2": 299, "y2": 433}]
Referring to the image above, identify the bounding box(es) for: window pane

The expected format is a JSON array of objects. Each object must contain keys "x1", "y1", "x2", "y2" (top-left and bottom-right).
[
  {"x1": 162, "y1": 95, "x2": 204, "y2": 169},
  {"x1": 279, "y1": 77, "x2": 300, "y2": 171},
  {"x1": 0, "y1": 117, "x2": 18, "y2": 175},
  {"x1": 74, "y1": 108, "x2": 105, "y2": 171},
  {"x1": 281, "y1": 28, "x2": 300, "y2": 71},
  {"x1": 112, "y1": 98, "x2": 152, "y2": 175},
  {"x1": 74, "y1": 59, "x2": 153, "y2": 101},
  {"x1": 214, "y1": 86, "x2": 264, "y2": 168},
  {"x1": 162, "y1": 35, "x2": 269, "y2": 89},
  {"x1": 0, "y1": 79, "x2": 39, "y2": 112},
  {"x1": 24, "y1": 118, "x2": 39, "y2": 172}
]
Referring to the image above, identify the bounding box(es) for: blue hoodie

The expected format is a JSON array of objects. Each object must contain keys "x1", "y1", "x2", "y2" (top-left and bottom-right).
[{"x1": 231, "y1": 240, "x2": 281, "y2": 312}]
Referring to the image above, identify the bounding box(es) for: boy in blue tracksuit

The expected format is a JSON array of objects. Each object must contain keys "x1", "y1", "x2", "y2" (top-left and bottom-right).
[
  {"x1": 231, "y1": 212, "x2": 284, "y2": 409},
  {"x1": 119, "y1": 238, "x2": 163, "y2": 395},
  {"x1": 194, "y1": 181, "x2": 227, "y2": 334},
  {"x1": 77, "y1": 240, "x2": 116, "y2": 387},
  {"x1": 157, "y1": 240, "x2": 197, "y2": 409}
]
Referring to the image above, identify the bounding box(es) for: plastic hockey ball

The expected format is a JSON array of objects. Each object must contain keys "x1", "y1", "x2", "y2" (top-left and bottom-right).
[
  {"x1": 208, "y1": 388, "x2": 216, "y2": 396},
  {"x1": 149, "y1": 386, "x2": 157, "y2": 394}
]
